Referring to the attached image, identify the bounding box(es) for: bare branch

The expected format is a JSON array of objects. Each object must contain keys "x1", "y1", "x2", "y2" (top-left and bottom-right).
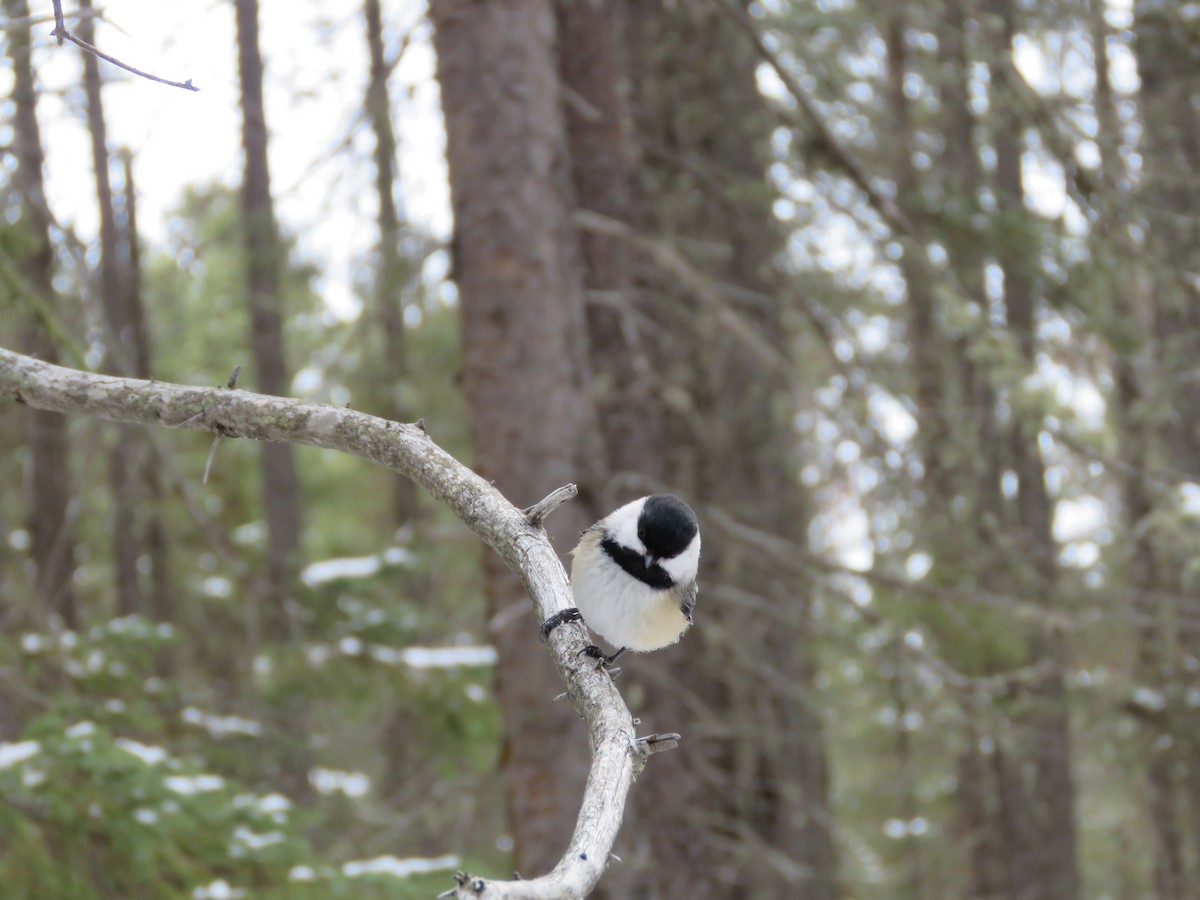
[
  {"x1": 49, "y1": 0, "x2": 199, "y2": 91},
  {"x1": 0, "y1": 346, "x2": 650, "y2": 899},
  {"x1": 524, "y1": 483, "x2": 578, "y2": 527}
]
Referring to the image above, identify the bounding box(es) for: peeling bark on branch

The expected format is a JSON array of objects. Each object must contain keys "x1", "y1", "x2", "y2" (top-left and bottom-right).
[{"x1": 0, "y1": 346, "x2": 652, "y2": 899}]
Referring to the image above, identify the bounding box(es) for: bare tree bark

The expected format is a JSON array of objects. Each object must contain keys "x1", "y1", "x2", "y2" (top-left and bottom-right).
[
  {"x1": 5, "y1": 0, "x2": 78, "y2": 629},
  {"x1": 235, "y1": 0, "x2": 304, "y2": 632},
  {"x1": 885, "y1": 7, "x2": 945, "y2": 504},
  {"x1": 1127, "y1": 2, "x2": 1200, "y2": 892},
  {"x1": 555, "y1": 5, "x2": 679, "y2": 894},
  {"x1": 932, "y1": 4, "x2": 1017, "y2": 893},
  {"x1": 1090, "y1": 4, "x2": 1186, "y2": 893},
  {"x1": 557, "y1": 0, "x2": 669, "y2": 503},
  {"x1": 119, "y1": 150, "x2": 173, "y2": 626},
  {"x1": 429, "y1": 0, "x2": 604, "y2": 876},
  {"x1": 624, "y1": 5, "x2": 839, "y2": 896},
  {"x1": 79, "y1": 0, "x2": 142, "y2": 616},
  {"x1": 0, "y1": 345, "x2": 663, "y2": 900},
  {"x1": 990, "y1": 4, "x2": 1081, "y2": 896},
  {"x1": 364, "y1": 0, "x2": 419, "y2": 527}
]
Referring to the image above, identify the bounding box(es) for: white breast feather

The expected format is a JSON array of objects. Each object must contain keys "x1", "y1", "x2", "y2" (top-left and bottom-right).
[{"x1": 571, "y1": 531, "x2": 690, "y2": 652}]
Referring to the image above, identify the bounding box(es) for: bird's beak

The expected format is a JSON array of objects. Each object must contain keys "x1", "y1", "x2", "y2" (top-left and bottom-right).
[{"x1": 645, "y1": 553, "x2": 658, "y2": 570}]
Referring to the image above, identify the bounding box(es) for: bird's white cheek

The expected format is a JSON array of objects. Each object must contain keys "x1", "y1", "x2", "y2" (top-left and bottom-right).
[
  {"x1": 661, "y1": 537, "x2": 700, "y2": 583},
  {"x1": 605, "y1": 502, "x2": 646, "y2": 556}
]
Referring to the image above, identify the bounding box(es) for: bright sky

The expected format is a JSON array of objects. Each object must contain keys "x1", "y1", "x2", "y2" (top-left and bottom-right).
[{"x1": 19, "y1": 0, "x2": 449, "y2": 317}]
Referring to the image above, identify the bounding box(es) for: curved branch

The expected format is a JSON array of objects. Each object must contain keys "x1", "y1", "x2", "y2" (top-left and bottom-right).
[{"x1": 0, "y1": 346, "x2": 649, "y2": 899}]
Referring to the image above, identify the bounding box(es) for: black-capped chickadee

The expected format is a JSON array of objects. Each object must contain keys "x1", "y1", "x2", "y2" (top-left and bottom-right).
[{"x1": 540, "y1": 494, "x2": 701, "y2": 666}]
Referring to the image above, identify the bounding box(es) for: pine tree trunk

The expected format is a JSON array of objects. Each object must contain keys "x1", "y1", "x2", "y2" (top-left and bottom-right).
[
  {"x1": 1128, "y1": 3, "x2": 1200, "y2": 893},
  {"x1": 6, "y1": 0, "x2": 78, "y2": 629},
  {"x1": 622, "y1": 5, "x2": 840, "y2": 896},
  {"x1": 235, "y1": 0, "x2": 304, "y2": 637},
  {"x1": 557, "y1": 0, "x2": 671, "y2": 504},
  {"x1": 990, "y1": 4, "x2": 1081, "y2": 896},
  {"x1": 79, "y1": 0, "x2": 143, "y2": 617},
  {"x1": 364, "y1": 0, "x2": 419, "y2": 528},
  {"x1": 119, "y1": 152, "x2": 173, "y2": 627},
  {"x1": 429, "y1": 0, "x2": 602, "y2": 876}
]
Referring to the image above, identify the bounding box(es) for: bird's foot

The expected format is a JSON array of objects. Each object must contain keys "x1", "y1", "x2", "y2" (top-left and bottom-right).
[
  {"x1": 580, "y1": 644, "x2": 626, "y2": 668},
  {"x1": 540, "y1": 607, "x2": 582, "y2": 642}
]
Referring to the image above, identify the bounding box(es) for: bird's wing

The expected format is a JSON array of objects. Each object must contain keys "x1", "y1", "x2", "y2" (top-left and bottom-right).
[
  {"x1": 679, "y1": 580, "x2": 698, "y2": 624},
  {"x1": 570, "y1": 520, "x2": 606, "y2": 557}
]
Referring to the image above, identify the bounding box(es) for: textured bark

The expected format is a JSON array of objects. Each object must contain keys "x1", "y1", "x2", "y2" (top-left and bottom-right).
[
  {"x1": 1119, "y1": 361, "x2": 1186, "y2": 900},
  {"x1": 1128, "y1": 3, "x2": 1200, "y2": 893},
  {"x1": 5, "y1": 0, "x2": 78, "y2": 628},
  {"x1": 79, "y1": 0, "x2": 142, "y2": 616},
  {"x1": 556, "y1": 5, "x2": 670, "y2": 894},
  {"x1": 1096, "y1": 1, "x2": 1185, "y2": 887},
  {"x1": 624, "y1": 5, "x2": 839, "y2": 896},
  {"x1": 364, "y1": 0, "x2": 419, "y2": 526},
  {"x1": 557, "y1": 0, "x2": 668, "y2": 503},
  {"x1": 933, "y1": 5, "x2": 1017, "y2": 893},
  {"x1": 234, "y1": 0, "x2": 304, "y2": 631},
  {"x1": 954, "y1": 725, "x2": 998, "y2": 898},
  {"x1": 429, "y1": 0, "x2": 602, "y2": 876},
  {"x1": 120, "y1": 152, "x2": 172, "y2": 625},
  {"x1": 885, "y1": 8, "x2": 945, "y2": 503},
  {"x1": 990, "y1": 4, "x2": 1081, "y2": 896}
]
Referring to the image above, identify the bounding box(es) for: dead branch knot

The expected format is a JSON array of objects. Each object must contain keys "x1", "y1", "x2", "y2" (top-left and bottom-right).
[{"x1": 442, "y1": 871, "x2": 488, "y2": 897}]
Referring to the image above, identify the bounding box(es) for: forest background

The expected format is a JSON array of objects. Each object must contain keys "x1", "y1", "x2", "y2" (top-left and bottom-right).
[{"x1": 1, "y1": 0, "x2": 1196, "y2": 898}]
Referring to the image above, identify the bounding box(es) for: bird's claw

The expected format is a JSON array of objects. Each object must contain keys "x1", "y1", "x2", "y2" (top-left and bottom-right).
[
  {"x1": 580, "y1": 644, "x2": 626, "y2": 675},
  {"x1": 540, "y1": 607, "x2": 582, "y2": 642}
]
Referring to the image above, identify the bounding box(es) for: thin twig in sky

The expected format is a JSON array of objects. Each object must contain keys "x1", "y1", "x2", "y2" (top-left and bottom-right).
[{"x1": 49, "y1": 0, "x2": 199, "y2": 92}]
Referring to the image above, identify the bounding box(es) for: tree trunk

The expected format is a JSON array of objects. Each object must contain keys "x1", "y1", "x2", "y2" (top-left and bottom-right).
[
  {"x1": 5, "y1": 0, "x2": 78, "y2": 629},
  {"x1": 429, "y1": 0, "x2": 602, "y2": 876},
  {"x1": 557, "y1": 0, "x2": 670, "y2": 506},
  {"x1": 120, "y1": 151, "x2": 173, "y2": 626},
  {"x1": 79, "y1": 0, "x2": 143, "y2": 617},
  {"x1": 990, "y1": 4, "x2": 1081, "y2": 896},
  {"x1": 1093, "y1": 0, "x2": 1186, "y2": 887},
  {"x1": 932, "y1": 4, "x2": 1021, "y2": 893},
  {"x1": 235, "y1": 0, "x2": 304, "y2": 636},
  {"x1": 364, "y1": 0, "x2": 419, "y2": 528},
  {"x1": 1129, "y1": 2, "x2": 1200, "y2": 892},
  {"x1": 623, "y1": 5, "x2": 839, "y2": 896}
]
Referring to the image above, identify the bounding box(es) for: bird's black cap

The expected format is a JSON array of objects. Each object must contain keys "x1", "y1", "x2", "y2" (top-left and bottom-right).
[{"x1": 638, "y1": 494, "x2": 699, "y2": 561}]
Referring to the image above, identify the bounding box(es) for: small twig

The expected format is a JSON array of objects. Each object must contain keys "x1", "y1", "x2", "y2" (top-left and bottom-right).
[
  {"x1": 48, "y1": 0, "x2": 199, "y2": 92},
  {"x1": 50, "y1": 0, "x2": 65, "y2": 43},
  {"x1": 523, "y1": 483, "x2": 578, "y2": 527},
  {"x1": 202, "y1": 366, "x2": 240, "y2": 484},
  {"x1": 637, "y1": 732, "x2": 682, "y2": 756}
]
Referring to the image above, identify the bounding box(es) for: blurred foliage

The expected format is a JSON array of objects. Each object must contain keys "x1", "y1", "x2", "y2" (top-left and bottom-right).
[{"x1": 0, "y1": 178, "x2": 502, "y2": 896}]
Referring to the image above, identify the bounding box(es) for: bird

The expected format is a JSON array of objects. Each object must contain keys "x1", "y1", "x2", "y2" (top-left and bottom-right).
[{"x1": 540, "y1": 494, "x2": 701, "y2": 666}]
